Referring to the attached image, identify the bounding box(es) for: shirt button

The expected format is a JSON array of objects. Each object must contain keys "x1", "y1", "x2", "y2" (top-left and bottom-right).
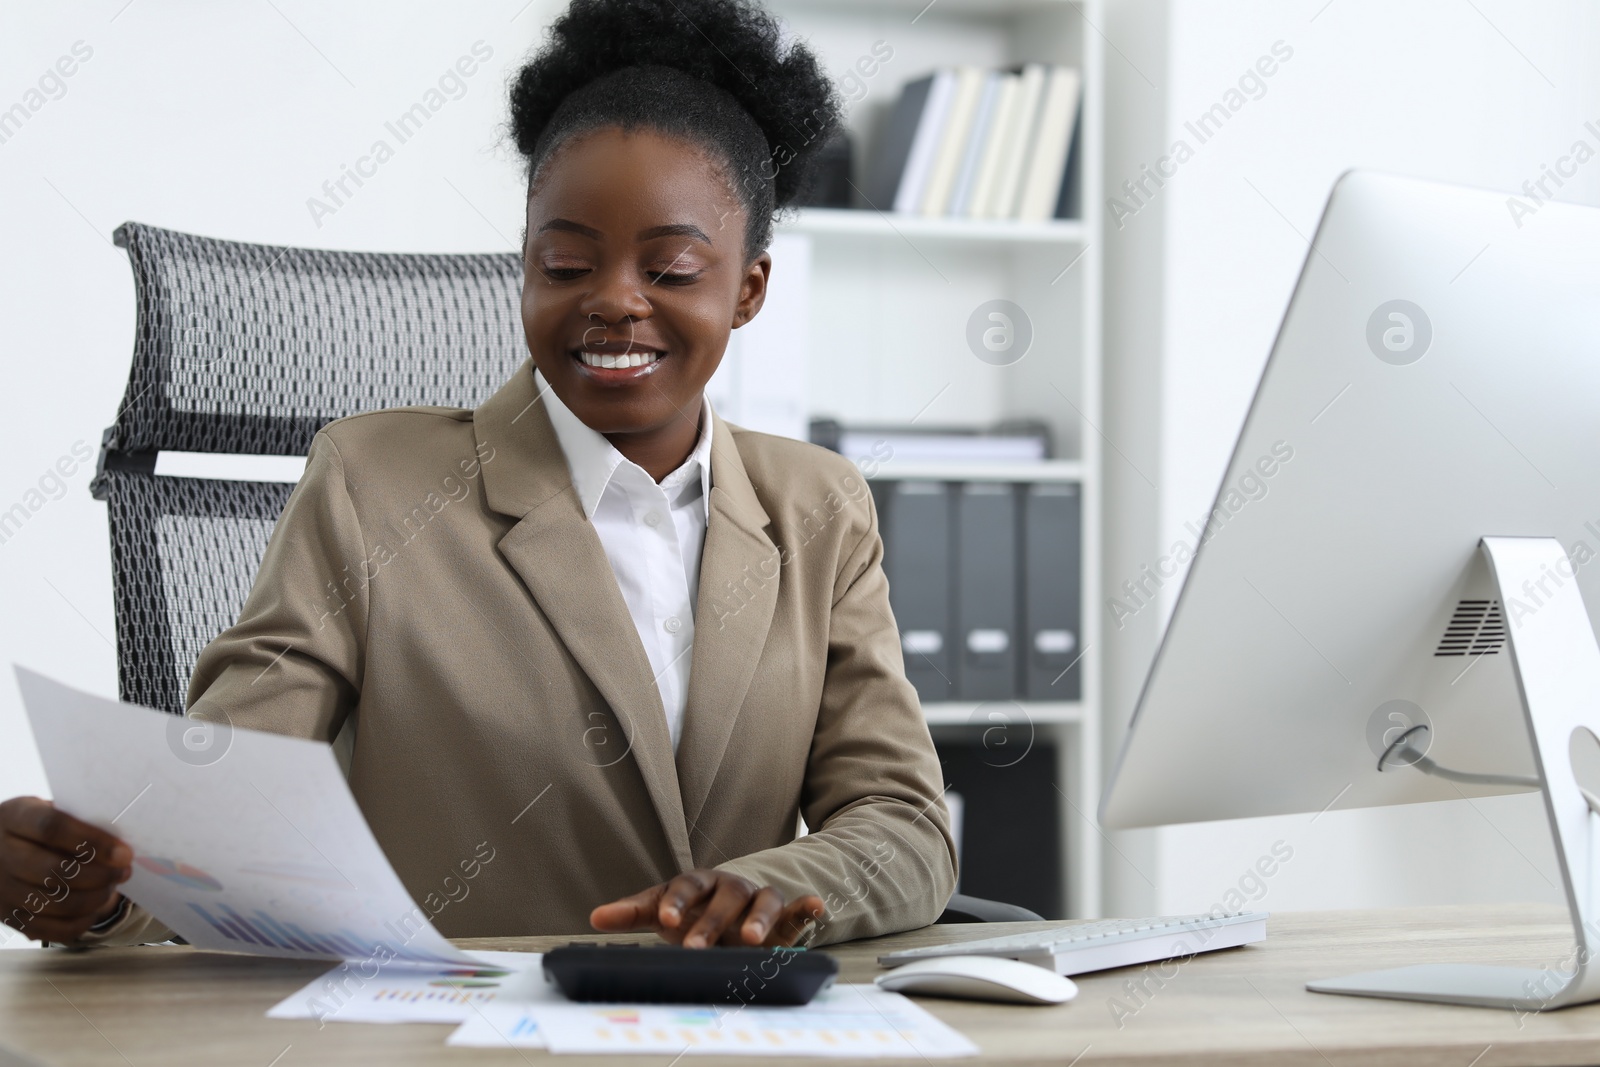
[
  {"x1": 643, "y1": 511, "x2": 662, "y2": 528},
  {"x1": 664, "y1": 616, "x2": 682, "y2": 634}
]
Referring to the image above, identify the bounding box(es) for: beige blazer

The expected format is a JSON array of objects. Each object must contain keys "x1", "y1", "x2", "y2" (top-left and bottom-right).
[{"x1": 91, "y1": 359, "x2": 955, "y2": 948}]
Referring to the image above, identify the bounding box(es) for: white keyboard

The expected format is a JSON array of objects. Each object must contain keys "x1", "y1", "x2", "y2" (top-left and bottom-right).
[{"x1": 878, "y1": 912, "x2": 1269, "y2": 977}]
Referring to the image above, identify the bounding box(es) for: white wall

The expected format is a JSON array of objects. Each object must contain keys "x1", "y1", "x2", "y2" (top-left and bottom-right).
[
  {"x1": 9, "y1": 0, "x2": 1600, "y2": 943},
  {"x1": 0, "y1": 0, "x2": 567, "y2": 945},
  {"x1": 1101, "y1": 0, "x2": 1600, "y2": 916}
]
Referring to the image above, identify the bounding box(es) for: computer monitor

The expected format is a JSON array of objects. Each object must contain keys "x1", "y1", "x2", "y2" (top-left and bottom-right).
[{"x1": 1100, "y1": 170, "x2": 1600, "y2": 1010}]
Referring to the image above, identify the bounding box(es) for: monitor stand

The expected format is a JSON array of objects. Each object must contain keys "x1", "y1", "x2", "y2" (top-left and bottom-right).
[{"x1": 1308, "y1": 536, "x2": 1600, "y2": 1011}]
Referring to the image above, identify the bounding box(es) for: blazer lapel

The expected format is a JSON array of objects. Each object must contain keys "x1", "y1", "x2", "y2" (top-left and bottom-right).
[
  {"x1": 474, "y1": 361, "x2": 693, "y2": 871},
  {"x1": 678, "y1": 415, "x2": 781, "y2": 835}
]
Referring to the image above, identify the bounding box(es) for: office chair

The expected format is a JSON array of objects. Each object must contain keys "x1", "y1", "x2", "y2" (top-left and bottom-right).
[
  {"x1": 89, "y1": 221, "x2": 526, "y2": 715},
  {"x1": 936, "y1": 894, "x2": 1042, "y2": 923},
  {"x1": 89, "y1": 221, "x2": 1042, "y2": 925}
]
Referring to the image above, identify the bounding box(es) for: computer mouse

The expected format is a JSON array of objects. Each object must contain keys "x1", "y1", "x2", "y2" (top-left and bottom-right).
[{"x1": 874, "y1": 955, "x2": 1078, "y2": 1005}]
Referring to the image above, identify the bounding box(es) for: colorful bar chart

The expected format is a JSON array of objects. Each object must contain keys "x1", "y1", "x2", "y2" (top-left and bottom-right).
[
  {"x1": 446, "y1": 988, "x2": 979, "y2": 1056},
  {"x1": 186, "y1": 903, "x2": 463, "y2": 964}
]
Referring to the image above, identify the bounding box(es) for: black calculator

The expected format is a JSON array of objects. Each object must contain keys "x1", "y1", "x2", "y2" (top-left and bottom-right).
[{"x1": 543, "y1": 942, "x2": 839, "y2": 1005}]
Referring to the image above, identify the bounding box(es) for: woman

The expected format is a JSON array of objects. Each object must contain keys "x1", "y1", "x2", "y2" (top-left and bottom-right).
[{"x1": 0, "y1": 0, "x2": 955, "y2": 951}]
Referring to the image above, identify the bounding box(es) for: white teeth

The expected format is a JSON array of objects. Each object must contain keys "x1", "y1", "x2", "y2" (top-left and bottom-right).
[{"x1": 578, "y1": 350, "x2": 662, "y2": 369}]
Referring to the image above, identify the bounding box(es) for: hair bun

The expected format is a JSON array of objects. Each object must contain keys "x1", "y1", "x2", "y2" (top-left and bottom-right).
[{"x1": 510, "y1": 0, "x2": 841, "y2": 210}]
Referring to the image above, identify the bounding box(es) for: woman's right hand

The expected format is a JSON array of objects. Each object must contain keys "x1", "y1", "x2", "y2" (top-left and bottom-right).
[{"x1": 0, "y1": 797, "x2": 132, "y2": 944}]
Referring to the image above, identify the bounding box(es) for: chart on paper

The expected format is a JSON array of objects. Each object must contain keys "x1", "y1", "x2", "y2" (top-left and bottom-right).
[
  {"x1": 447, "y1": 984, "x2": 978, "y2": 1057},
  {"x1": 269, "y1": 951, "x2": 552, "y2": 1025},
  {"x1": 17, "y1": 667, "x2": 475, "y2": 967}
]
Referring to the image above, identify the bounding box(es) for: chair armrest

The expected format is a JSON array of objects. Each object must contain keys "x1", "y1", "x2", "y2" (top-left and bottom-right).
[{"x1": 936, "y1": 893, "x2": 1044, "y2": 924}]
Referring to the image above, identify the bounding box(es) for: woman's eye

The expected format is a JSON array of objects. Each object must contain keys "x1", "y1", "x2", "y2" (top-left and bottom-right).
[
  {"x1": 649, "y1": 270, "x2": 702, "y2": 285},
  {"x1": 541, "y1": 266, "x2": 588, "y2": 281}
]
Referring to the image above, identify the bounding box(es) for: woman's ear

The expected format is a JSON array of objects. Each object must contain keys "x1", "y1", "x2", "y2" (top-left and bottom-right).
[{"x1": 732, "y1": 251, "x2": 772, "y2": 329}]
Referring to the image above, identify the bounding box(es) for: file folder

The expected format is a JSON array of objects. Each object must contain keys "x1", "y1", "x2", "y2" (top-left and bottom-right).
[
  {"x1": 935, "y1": 736, "x2": 1062, "y2": 919},
  {"x1": 955, "y1": 481, "x2": 1019, "y2": 700},
  {"x1": 1023, "y1": 482, "x2": 1082, "y2": 700},
  {"x1": 876, "y1": 480, "x2": 955, "y2": 703}
]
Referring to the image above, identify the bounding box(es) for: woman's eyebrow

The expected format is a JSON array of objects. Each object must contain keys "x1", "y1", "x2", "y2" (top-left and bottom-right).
[
  {"x1": 537, "y1": 218, "x2": 602, "y2": 239},
  {"x1": 638, "y1": 223, "x2": 711, "y2": 245},
  {"x1": 535, "y1": 220, "x2": 712, "y2": 245}
]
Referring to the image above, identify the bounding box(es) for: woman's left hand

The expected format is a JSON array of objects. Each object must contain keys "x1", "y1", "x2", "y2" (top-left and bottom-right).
[{"x1": 590, "y1": 869, "x2": 825, "y2": 948}]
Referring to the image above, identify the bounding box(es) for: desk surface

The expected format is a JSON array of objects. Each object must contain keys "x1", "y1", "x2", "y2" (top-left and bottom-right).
[{"x1": 2, "y1": 905, "x2": 1598, "y2": 1066}]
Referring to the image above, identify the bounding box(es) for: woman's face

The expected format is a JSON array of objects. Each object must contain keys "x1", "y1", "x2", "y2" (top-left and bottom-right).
[{"x1": 522, "y1": 126, "x2": 769, "y2": 439}]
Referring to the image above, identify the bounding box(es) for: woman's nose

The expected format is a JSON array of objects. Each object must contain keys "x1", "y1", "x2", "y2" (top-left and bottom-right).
[{"x1": 579, "y1": 262, "x2": 652, "y2": 324}]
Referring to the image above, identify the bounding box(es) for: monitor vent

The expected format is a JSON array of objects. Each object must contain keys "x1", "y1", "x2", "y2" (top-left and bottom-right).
[{"x1": 1433, "y1": 599, "x2": 1506, "y2": 657}]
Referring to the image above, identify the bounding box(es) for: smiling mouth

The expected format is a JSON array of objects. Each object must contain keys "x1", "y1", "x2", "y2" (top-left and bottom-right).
[{"x1": 574, "y1": 349, "x2": 663, "y2": 370}]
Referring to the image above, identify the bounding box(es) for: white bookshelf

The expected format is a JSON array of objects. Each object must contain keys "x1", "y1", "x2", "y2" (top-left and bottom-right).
[
  {"x1": 921, "y1": 701, "x2": 1086, "y2": 726},
  {"x1": 769, "y1": 0, "x2": 1104, "y2": 920},
  {"x1": 787, "y1": 208, "x2": 1087, "y2": 246},
  {"x1": 860, "y1": 458, "x2": 1086, "y2": 483}
]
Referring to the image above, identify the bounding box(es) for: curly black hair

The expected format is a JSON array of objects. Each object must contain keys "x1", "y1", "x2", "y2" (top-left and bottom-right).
[{"x1": 508, "y1": 0, "x2": 842, "y2": 260}]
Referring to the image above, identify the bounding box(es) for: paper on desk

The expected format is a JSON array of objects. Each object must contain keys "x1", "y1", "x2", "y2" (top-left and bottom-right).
[
  {"x1": 267, "y1": 950, "x2": 553, "y2": 1026},
  {"x1": 16, "y1": 667, "x2": 474, "y2": 967},
  {"x1": 446, "y1": 983, "x2": 979, "y2": 1058}
]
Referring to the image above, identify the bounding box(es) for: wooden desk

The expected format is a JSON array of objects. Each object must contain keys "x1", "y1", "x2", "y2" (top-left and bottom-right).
[{"x1": 2, "y1": 905, "x2": 1599, "y2": 1065}]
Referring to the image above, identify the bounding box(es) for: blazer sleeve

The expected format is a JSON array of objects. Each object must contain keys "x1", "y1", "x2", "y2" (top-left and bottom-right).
[
  {"x1": 182, "y1": 428, "x2": 367, "y2": 739},
  {"x1": 74, "y1": 429, "x2": 367, "y2": 947},
  {"x1": 714, "y1": 491, "x2": 958, "y2": 945}
]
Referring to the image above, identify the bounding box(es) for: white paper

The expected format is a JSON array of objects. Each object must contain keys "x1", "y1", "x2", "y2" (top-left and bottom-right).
[
  {"x1": 446, "y1": 984, "x2": 979, "y2": 1058},
  {"x1": 16, "y1": 667, "x2": 474, "y2": 967},
  {"x1": 266, "y1": 950, "x2": 553, "y2": 1026}
]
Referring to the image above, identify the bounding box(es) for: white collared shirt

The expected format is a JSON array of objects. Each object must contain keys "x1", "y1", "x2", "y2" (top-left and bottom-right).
[{"x1": 535, "y1": 369, "x2": 712, "y2": 752}]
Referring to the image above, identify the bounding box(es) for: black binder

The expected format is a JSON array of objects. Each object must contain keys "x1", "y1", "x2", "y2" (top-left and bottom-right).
[
  {"x1": 955, "y1": 482, "x2": 1019, "y2": 700},
  {"x1": 1023, "y1": 482, "x2": 1083, "y2": 700},
  {"x1": 935, "y1": 736, "x2": 1062, "y2": 919},
  {"x1": 876, "y1": 480, "x2": 955, "y2": 703},
  {"x1": 865, "y1": 73, "x2": 936, "y2": 209}
]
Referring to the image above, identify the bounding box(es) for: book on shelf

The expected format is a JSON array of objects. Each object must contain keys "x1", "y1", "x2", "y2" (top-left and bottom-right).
[
  {"x1": 918, "y1": 66, "x2": 985, "y2": 217},
  {"x1": 796, "y1": 130, "x2": 854, "y2": 208},
  {"x1": 964, "y1": 70, "x2": 1019, "y2": 217},
  {"x1": 864, "y1": 72, "x2": 927, "y2": 210},
  {"x1": 873, "y1": 70, "x2": 955, "y2": 214},
  {"x1": 866, "y1": 63, "x2": 1081, "y2": 222},
  {"x1": 948, "y1": 71, "x2": 1003, "y2": 217},
  {"x1": 1016, "y1": 65, "x2": 1082, "y2": 221},
  {"x1": 986, "y1": 63, "x2": 1047, "y2": 219},
  {"x1": 809, "y1": 418, "x2": 1052, "y2": 465}
]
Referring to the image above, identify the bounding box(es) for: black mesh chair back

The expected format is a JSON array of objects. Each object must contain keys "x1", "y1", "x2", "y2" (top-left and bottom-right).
[{"x1": 90, "y1": 221, "x2": 525, "y2": 715}]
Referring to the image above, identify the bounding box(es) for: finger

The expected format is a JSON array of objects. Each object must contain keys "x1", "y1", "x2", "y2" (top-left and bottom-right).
[
  {"x1": 590, "y1": 883, "x2": 667, "y2": 932},
  {"x1": 0, "y1": 877, "x2": 121, "y2": 926},
  {"x1": 652, "y1": 899, "x2": 715, "y2": 946},
  {"x1": 2, "y1": 910, "x2": 104, "y2": 945},
  {"x1": 0, "y1": 873, "x2": 122, "y2": 917},
  {"x1": 681, "y1": 878, "x2": 754, "y2": 949},
  {"x1": 738, "y1": 886, "x2": 786, "y2": 946},
  {"x1": 657, "y1": 871, "x2": 718, "y2": 931},
  {"x1": 1, "y1": 799, "x2": 131, "y2": 867},
  {"x1": 768, "y1": 895, "x2": 827, "y2": 947},
  {"x1": 0, "y1": 837, "x2": 129, "y2": 892}
]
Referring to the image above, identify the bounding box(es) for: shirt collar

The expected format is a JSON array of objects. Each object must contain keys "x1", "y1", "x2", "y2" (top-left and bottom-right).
[{"x1": 535, "y1": 368, "x2": 714, "y2": 520}]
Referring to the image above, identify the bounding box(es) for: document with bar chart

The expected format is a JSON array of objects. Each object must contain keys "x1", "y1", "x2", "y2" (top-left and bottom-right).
[
  {"x1": 447, "y1": 984, "x2": 979, "y2": 1057},
  {"x1": 268, "y1": 950, "x2": 554, "y2": 1025},
  {"x1": 17, "y1": 667, "x2": 476, "y2": 967}
]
